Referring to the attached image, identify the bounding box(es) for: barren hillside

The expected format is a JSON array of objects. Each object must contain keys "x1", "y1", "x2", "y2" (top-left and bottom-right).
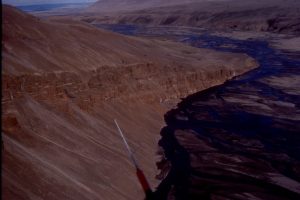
[
  {"x1": 87, "y1": 0, "x2": 213, "y2": 13},
  {"x1": 2, "y1": 5, "x2": 257, "y2": 200},
  {"x1": 84, "y1": 0, "x2": 300, "y2": 35}
]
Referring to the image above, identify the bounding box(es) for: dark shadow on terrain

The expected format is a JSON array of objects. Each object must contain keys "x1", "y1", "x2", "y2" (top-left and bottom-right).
[
  {"x1": 152, "y1": 84, "x2": 300, "y2": 200},
  {"x1": 94, "y1": 24, "x2": 300, "y2": 200},
  {"x1": 152, "y1": 125, "x2": 191, "y2": 200}
]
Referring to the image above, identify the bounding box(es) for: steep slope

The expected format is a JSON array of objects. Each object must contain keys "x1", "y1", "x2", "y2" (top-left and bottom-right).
[
  {"x1": 85, "y1": 0, "x2": 300, "y2": 35},
  {"x1": 2, "y1": 5, "x2": 257, "y2": 200}
]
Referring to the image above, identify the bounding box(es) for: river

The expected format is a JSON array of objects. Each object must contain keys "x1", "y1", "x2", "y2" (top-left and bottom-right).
[{"x1": 96, "y1": 24, "x2": 300, "y2": 200}]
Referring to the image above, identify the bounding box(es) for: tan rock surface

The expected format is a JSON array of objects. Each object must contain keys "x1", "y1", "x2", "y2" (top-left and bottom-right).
[{"x1": 2, "y1": 5, "x2": 257, "y2": 200}]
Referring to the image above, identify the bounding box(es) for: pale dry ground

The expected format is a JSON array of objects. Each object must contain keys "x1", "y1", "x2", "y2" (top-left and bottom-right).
[
  {"x1": 271, "y1": 37, "x2": 300, "y2": 52},
  {"x1": 2, "y1": 5, "x2": 257, "y2": 200},
  {"x1": 261, "y1": 75, "x2": 300, "y2": 96},
  {"x1": 212, "y1": 31, "x2": 300, "y2": 53}
]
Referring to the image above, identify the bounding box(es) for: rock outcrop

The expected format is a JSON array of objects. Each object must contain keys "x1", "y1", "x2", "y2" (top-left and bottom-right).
[{"x1": 2, "y1": 5, "x2": 257, "y2": 200}]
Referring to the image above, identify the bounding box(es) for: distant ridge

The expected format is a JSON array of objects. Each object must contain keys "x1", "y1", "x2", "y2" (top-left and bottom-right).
[
  {"x1": 87, "y1": 0, "x2": 215, "y2": 13},
  {"x1": 17, "y1": 3, "x2": 92, "y2": 12},
  {"x1": 85, "y1": 0, "x2": 300, "y2": 35}
]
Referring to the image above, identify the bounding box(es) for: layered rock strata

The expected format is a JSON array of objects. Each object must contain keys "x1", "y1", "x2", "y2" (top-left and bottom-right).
[{"x1": 2, "y1": 5, "x2": 257, "y2": 200}]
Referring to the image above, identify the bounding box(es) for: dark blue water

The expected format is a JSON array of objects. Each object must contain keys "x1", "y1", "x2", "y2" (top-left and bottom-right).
[{"x1": 96, "y1": 24, "x2": 300, "y2": 199}]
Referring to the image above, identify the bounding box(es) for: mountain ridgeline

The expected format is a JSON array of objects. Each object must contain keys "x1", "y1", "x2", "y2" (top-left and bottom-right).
[{"x1": 84, "y1": 0, "x2": 300, "y2": 35}]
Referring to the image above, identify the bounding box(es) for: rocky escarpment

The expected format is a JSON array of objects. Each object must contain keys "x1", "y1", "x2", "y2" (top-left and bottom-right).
[
  {"x1": 2, "y1": 5, "x2": 257, "y2": 200},
  {"x1": 3, "y1": 60, "x2": 254, "y2": 109},
  {"x1": 2, "y1": 62, "x2": 255, "y2": 200},
  {"x1": 84, "y1": 0, "x2": 300, "y2": 35}
]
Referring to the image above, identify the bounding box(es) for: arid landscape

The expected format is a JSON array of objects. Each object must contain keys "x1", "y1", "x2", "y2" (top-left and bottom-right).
[
  {"x1": 85, "y1": 0, "x2": 300, "y2": 34},
  {"x1": 2, "y1": 0, "x2": 300, "y2": 200}
]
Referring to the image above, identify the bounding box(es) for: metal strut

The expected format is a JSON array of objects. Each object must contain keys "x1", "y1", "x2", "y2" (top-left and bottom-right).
[
  {"x1": 114, "y1": 119, "x2": 139, "y2": 168},
  {"x1": 114, "y1": 119, "x2": 154, "y2": 199}
]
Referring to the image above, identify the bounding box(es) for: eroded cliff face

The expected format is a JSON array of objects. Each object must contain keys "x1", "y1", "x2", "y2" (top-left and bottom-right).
[
  {"x1": 3, "y1": 60, "x2": 254, "y2": 105},
  {"x1": 2, "y1": 5, "x2": 257, "y2": 200}
]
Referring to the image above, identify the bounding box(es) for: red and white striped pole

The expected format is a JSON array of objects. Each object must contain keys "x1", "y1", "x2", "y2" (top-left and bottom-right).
[{"x1": 114, "y1": 120, "x2": 153, "y2": 198}]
